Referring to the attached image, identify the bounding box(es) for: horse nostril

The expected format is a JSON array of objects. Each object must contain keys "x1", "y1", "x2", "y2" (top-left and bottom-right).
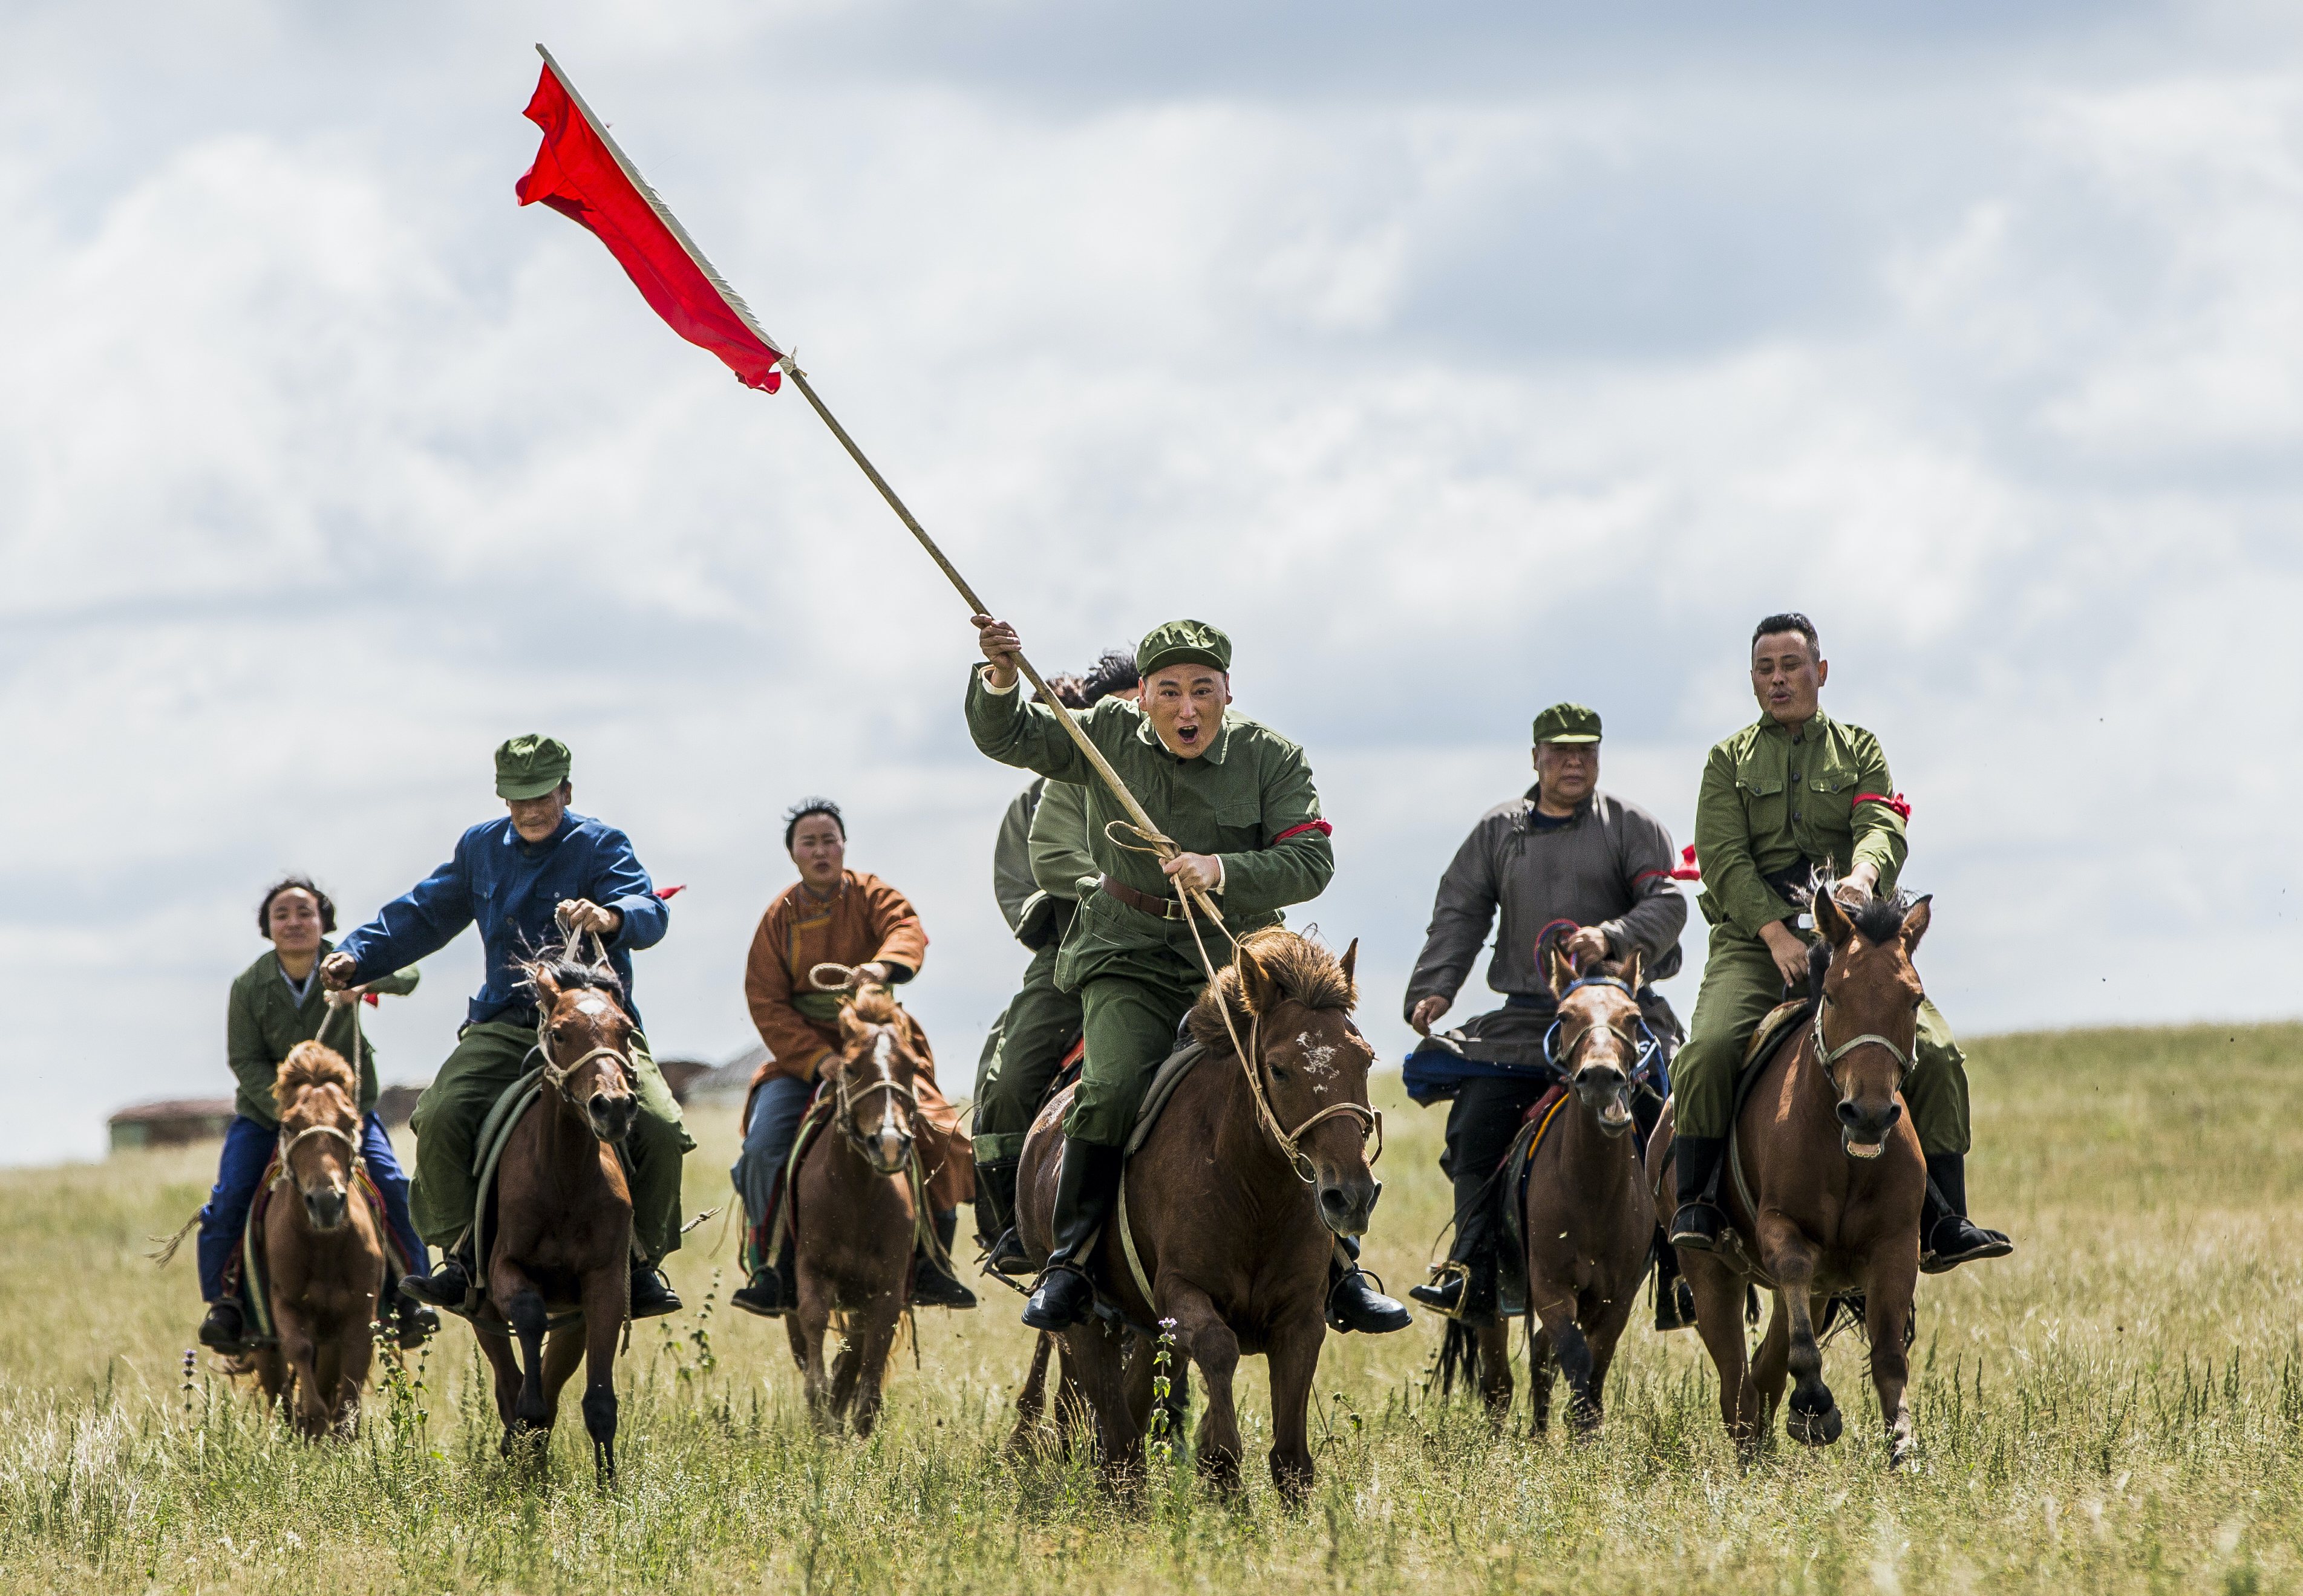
[
  {"x1": 1319, "y1": 1187, "x2": 1348, "y2": 1215},
  {"x1": 1836, "y1": 1100, "x2": 1863, "y2": 1127},
  {"x1": 1881, "y1": 1103, "x2": 1903, "y2": 1129}
]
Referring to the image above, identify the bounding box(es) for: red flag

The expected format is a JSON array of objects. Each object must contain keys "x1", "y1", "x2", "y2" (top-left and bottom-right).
[{"x1": 515, "y1": 49, "x2": 785, "y2": 392}]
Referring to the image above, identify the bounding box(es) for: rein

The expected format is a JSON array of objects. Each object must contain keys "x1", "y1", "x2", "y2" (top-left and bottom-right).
[
  {"x1": 1104, "y1": 819, "x2": 1381, "y2": 1186},
  {"x1": 801, "y1": 962, "x2": 951, "y2": 1276},
  {"x1": 532, "y1": 919, "x2": 637, "y2": 1109}
]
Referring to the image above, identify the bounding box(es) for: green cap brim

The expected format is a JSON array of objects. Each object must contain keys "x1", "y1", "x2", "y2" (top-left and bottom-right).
[
  {"x1": 1140, "y1": 648, "x2": 1228, "y2": 674},
  {"x1": 496, "y1": 772, "x2": 568, "y2": 800}
]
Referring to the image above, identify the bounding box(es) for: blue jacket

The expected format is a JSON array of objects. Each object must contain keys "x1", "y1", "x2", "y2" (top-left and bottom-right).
[{"x1": 337, "y1": 812, "x2": 669, "y2": 1032}]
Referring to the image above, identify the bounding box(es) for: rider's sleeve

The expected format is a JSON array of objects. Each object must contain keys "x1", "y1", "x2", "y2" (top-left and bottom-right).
[
  {"x1": 964, "y1": 666, "x2": 1097, "y2": 784},
  {"x1": 1402, "y1": 813, "x2": 1501, "y2": 1021},
  {"x1": 367, "y1": 966, "x2": 421, "y2": 997},
  {"x1": 337, "y1": 833, "x2": 479, "y2": 983},
  {"x1": 1693, "y1": 742, "x2": 1791, "y2": 940},
  {"x1": 1844, "y1": 729, "x2": 1909, "y2": 894},
  {"x1": 860, "y1": 875, "x2": 929, "y2": 981},
  {"x1": 1027, "y1": 778, "x2": 1097, "y2": 899},
  {"x1": 589, "y1": 827, "x2": 668, "y2": 953},
  {"x1": 1596, "y1": 803, "x2": 1688, "y2": 966},
  {"x1": 1213, "y1": 740, "x2": 1334, "y2": 915},
  {"x1": 224, "y1": 971, "x2": 279, "y2": 1125},
  {"x1": 743, "y1": 902, "x2": 836, "y2": 1080}
]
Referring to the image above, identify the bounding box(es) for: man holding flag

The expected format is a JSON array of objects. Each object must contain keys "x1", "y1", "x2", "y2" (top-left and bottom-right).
[{"x1": 965, "y1": 614, "x2": 1411, "y2": 1337}]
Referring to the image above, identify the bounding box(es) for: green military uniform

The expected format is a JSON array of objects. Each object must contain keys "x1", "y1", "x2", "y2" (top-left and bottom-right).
[
  {"x1": 405, "y1": 1020, "x2": 687, "y2": 1252},
  {"x1": 226, "y1": 942, "x2": 419, "y2": 1127},
  {"x1": 1675, "y1": 709, "x2": 1968, "y2": 1153},
  {"x1": 964, "y1": 624, "x2": 1335, "y2": 1150},
  {"x1": 973, "y1": 778, "x2": 1096, "y2": 1163}
]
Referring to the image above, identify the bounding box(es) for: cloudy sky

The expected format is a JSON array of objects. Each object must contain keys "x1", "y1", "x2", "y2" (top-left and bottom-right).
[{"x1": 5, "y1": 1, "x2": 2299, "y2": 1166}]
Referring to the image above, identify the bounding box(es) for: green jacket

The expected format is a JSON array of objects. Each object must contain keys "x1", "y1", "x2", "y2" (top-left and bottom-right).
[
  {"x1": 964, "y1": 668, "x2": 1335, "y2": 948},
  {"x1": 1694, "y1": 709, "x2": 1909, "y2": 940},
  {"x1": 993, "y1": 778, "x2": 1045, "y2": 937},
  {"x1": 225, "y1": 942, "x2": 420, "y2": 1127}
]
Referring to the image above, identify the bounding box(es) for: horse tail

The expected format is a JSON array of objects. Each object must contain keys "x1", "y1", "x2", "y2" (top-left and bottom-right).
[{"x1": 1433, "y1": 1318, "x2": 1481, "y2": 1399}]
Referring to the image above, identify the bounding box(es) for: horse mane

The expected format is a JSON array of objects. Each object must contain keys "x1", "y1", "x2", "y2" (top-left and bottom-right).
[
  {"x1": 273, "y1": 1040, "x2": 357, "y2": 1113},
  {"x1": 1187, "y1": 928, "x2": 1356, "y2": 1047},
  {"x1": 521, "y1": 955, "x2": 626, "y2": 1002},
  {"x1": 1808, "y1": 890, "x2": 1922, "y2": 990},
  {"x1": 846, "y1": 987, "x2": 902, "y2": 1029}
]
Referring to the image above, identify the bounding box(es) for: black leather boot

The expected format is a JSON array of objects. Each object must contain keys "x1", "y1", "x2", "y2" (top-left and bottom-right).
[
  {"x1": 396, "y1": 1295, "x2": 441, "y2": 1349},
  {"x1": 1667, "y1": 1134, "x2": 1728, "y2": 1250},
  {"x1": 1919, "y1": 1153, "x2": 2014, "y2": 1274},
  {"x1": 1651, "y1": 1228, "x2": 1696, "y2": 1331},
  {"x1": 975, "y1": 1158, "x2": 1035, "y2": 1275},
  {"x1": 730, "y1": 1246, "x2": 798, "y2": 1318},
  {"x1": 1410, "y1": 1251, "x2": 1498, "y2": 1324},
  {"x1": 910, "y1": 1209, "x2": 979, "y2": 1309},
  {"x1": 1021, "y1": 1139, "x2": 1122, "y2": 1331},
  {"x1": 629, "y1": 1260, "x2": 682, "y2": 1320},
  {"x1": 197, "y1": 1300, "x2": 246, "y2": 1353},
  {"x1": 1326, "y1": 1236, "x2": 1412, "y2": 1333},
  {"x1": 399, "y1": 1254, "x2": 472, "y2": 1310}
]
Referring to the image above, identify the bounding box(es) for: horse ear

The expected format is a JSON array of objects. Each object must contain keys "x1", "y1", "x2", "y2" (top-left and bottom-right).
[
  {"x1": 1545, "y1": 942, "x2": 1576, "y2": 999},
  {"x1": 532, "y1": 966, "x2": 563, "y2": 1003},
  {"x1": 1814, "y1": 889, "x2": 1853, "y2": 948},
  {"x1": 1900, "y1": 896, "x2": 1932, "y2": 954},
  {"x1": 1339, "y1": 937, "x2": 1359, "y2": 986},
  {"x1": 1233, "y1": 943, "x2": 1275, "y2": 1016},
  {"x1": 1622, "y1": 949, "x2": 1644, "y2": 994},
  {"x1": 838, "y1": 1008, "x2": 870, "y2": 1047}
]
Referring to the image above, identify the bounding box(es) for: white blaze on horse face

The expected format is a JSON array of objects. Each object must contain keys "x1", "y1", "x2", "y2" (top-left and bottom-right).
[
  {"x1": 577, "y1": 998, "x2": 607, "y2": 1018},
  {"x1": 1295, "y1": 1031, "x2": 1341, "y2": 1096},
  {"x1": 872, "y1": 1029, "x2": 905, "y2": 1166}
]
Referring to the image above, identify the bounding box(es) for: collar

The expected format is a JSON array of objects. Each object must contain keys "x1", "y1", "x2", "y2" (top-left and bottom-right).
[
  {"x1": 1757, "y1": 708, "x2": 1836, "y2": 745},
  {"x1": 1518, "y1": 784, "x2": 1593, "y2": 824},
  {"x1": 795, "y1": 871, "x2": 851, "y2": 910},
  {"x1": 1134, "y1": 707, "x2": 1233, "y2": 765}
]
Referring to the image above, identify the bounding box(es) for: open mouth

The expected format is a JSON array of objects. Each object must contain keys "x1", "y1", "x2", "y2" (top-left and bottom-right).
[
  {"x1": 1175, "y1": 725, "x2": 1199, "y2": 743},
  {"x1": 1843, "y1": 1137, "x2": 1885, "y2": 1160}
]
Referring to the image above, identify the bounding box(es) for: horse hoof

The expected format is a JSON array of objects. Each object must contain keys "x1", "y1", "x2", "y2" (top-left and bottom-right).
[{"x1": 1786, "y1": 1404, "x2": 1843, "y2": 1446}]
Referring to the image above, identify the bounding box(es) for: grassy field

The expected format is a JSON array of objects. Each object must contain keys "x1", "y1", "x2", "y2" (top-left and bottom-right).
[{"x1": 4, "y1": 1022, "x2": 2301, "y2": 1594}]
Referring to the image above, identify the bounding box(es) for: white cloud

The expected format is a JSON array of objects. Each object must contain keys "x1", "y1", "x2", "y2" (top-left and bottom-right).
[{"x1": 4, "y1": 1, "x2": 2301, "y2": 1165}]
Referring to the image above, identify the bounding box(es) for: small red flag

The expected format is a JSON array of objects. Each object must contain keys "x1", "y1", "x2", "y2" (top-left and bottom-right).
[{"x1": 515, "y1": 49, "x2": 785, "y2": 392}]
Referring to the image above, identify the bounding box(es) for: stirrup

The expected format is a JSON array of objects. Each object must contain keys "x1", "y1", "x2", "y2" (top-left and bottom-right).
[
  {"x1": 1921, "y1": 1219, "x2": 2014, "y2": 1275},
  {"x1": 1021, "y1": 1261, "x2": 1096, "y2": 1331},
  {"x1": 1407, "y1": 1259, "x2": 1474, "y2": 1318}
]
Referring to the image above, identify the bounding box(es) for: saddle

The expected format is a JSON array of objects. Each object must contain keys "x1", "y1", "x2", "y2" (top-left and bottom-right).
[
  {"x1": 1493, "y1": 1084, "x2": 1574, "y2": 1313},
  {"x1": 454, "y1": 1069, "x2": 637, "y2": 1326},
  {"x1": 226, "y1": 1150, "x2": 401, "y2": 1349}
]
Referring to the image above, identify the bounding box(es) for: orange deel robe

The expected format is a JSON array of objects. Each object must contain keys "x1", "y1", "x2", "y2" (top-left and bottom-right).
[{"x1": 742, "y1": 870, "x2": 973, "y2": 1210}]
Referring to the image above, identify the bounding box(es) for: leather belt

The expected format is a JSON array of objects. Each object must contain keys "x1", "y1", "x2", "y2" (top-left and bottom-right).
[{"x1": 1097, "y1": 874, "x2": 1186, "y2": 922}]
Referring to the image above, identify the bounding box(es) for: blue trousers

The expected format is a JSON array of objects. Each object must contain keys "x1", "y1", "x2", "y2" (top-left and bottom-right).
[
  {"x1": 197, "y1": 1113, "x2": 429, "y2": 1303},
  {"x1": 731, "y1": 1075, "x2": 815, "y2": 1235}
]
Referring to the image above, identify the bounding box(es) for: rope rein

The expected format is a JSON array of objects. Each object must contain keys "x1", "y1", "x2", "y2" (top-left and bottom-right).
[
  {"x1": 804, "y1": 962, "x2": 954, "y2": 1278},
  {"x1": 1103, "y1": 818, "x2": 1380, "y2": 1185}
]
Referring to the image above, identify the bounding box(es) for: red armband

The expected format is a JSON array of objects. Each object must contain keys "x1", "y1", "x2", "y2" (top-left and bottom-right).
[
  {"x1": 654, "y1": 884, "x2": 688, "y2": 900},
  {"x1": 1272, "y1": 820, "x2": 1333, "y2": 844},
  {"x1": 1854, "y1": 792, "x2": 1911, "y2": 820}
]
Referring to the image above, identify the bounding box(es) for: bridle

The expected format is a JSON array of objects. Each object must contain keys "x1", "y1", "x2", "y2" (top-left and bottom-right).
[
  {"x1": 273, "y1": 1115, "x2": 364, "y2": 1191},
  {"x1": 534, "y1": 1010, "x2": 635, "y2": 1111},
  {"x1": 1228, "y1": 994, "x2": 1385, "y2": 1187},
  {"x1": 831, "y1": 1026, "x2": 921, "y2": 1165},
  {"x1": 1541, "y1": 975, "x2": 1668, "y2": 1102},
  {"x1": 1808, "y1": 998, "x2": 1917, "y2": 1099}
]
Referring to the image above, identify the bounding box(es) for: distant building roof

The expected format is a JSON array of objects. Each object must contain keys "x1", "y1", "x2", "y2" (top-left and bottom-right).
[{"x1": 109, "y1": 1098, "x2": 236, "y2": 1125}]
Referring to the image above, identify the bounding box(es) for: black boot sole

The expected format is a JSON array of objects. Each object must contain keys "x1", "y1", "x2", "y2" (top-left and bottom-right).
[{"x1": 1921, "y1": 1233, "x2": 2014, "y2": 1274}]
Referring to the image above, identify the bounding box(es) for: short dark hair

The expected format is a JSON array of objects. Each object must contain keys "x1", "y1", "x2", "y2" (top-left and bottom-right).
[
  {"x1": 257, "y1": 875, "x2": 335, "y2": 938},
  {"x1": 783, "y1": 798, "x2": 845, "y2": 852},
  {"x1": 1081, "y1": 648, "x2": 1141, "y2": 706},
  {"x1": 1033, "y1": 674, "x2": 1089, "y2": 709},
  {"x1": 1752, "y1": 613, "x2": 1820, "y2": 658}
]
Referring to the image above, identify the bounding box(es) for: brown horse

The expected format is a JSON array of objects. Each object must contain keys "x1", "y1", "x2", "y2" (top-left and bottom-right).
[
  {"x1": 474, "y1": 955, "x2": 642, "y2": 1484},
  {"x1": 783, "y1": 988, "x2": 930, "y2": 1437},
  {"x1": 1011, "y1": 929, "x2": 1381, "y2": 1501},
  {"x1": 1466, "y1": 947, "x2": 1656, "y2": 1436},
  {"x1": 1647, "y1": 889, "x2": 1931, "y2": 1467},
  {"x1": 249, "y1": 1040, "x2": 385, "y2": 1439}
]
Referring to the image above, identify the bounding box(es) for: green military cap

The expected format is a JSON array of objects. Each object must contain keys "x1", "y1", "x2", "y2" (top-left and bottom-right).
[
  {"x1": 1136, "y1": 619, "x2": 1232, "y2": 676},
  {"x1": 494, "y1": 734, "x2": 573, "y2": 800},
  {"x1": 1531, "y1": 703, "x2": 1602, "y2": 744}
]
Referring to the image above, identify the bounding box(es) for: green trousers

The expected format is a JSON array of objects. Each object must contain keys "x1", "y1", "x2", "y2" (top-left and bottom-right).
[
  {"x1": 1674, "y1": 925, "x2": 1970, "y2": 1155},
  {"x1": 407, "y1": 1020, "x2": 696, "y2": 1263},
  {"x1": 1065, "y1": 952, "x2": 1206, "y2": 1150},
  {"x1": 972, "y1": 940, "x2": 1086, "y2": 1164}
]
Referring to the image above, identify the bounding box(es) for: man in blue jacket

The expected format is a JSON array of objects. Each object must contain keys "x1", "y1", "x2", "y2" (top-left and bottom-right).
[{"x1": 321, "y1": 734, "x2": 692, "y2": 1318}]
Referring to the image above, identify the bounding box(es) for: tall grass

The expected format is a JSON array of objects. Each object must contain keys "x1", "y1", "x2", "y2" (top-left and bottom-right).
[{"x1": 2, "y1": 1022, "x2": 2298, "y2": 1592}]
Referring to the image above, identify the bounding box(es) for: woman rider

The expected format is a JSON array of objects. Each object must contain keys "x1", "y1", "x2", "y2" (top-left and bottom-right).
[
  {"x1": 194, "y1": 876, "x2": 431, "y2": 1353},
  {"x1": 728, "y1": 799, "x2": 978, "y2": 1316}
]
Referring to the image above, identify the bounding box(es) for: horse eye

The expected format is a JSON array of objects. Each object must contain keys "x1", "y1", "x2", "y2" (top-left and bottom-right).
[{"x1": 1270, "y1": 1067, "x2": 1290, "y2": 1081}]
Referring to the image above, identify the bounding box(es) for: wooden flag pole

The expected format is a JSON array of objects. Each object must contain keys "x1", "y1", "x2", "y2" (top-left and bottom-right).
[{"x1": 778, "y1": 361, "x2": 1226, "y2": 928}]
